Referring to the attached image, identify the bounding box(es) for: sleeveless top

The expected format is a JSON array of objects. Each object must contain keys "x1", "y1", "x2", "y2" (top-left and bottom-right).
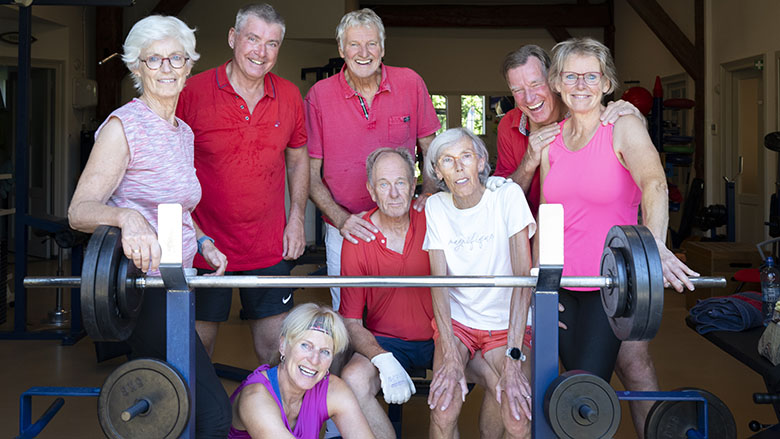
[
  {"x1": 96, "y1": 98, "x2": 201, "y2": 268},
  {"x1": 228, "y1": 365, "x2": 330, "y2": 439},
  {"x1": 542, "y1": 121, "x2": 641, "y2": 284}
]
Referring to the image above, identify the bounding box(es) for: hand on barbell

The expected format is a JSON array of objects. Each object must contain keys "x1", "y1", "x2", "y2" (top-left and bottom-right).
[
  {"x1": 200, "y1": 240, "x2": 227, "y2": 276},
  {"x1": 496, "y1": 358, "x2": 532, "y2": 421},
  {"x1": 657, "y1": 241, "x2": 699, "y2": 292},
  {"x1": 119, "y1": 210, "x2": 161, "y2": 273}
]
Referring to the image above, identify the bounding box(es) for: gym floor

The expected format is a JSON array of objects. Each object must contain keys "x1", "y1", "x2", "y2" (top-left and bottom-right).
[{"x1": 0, "y1": 258, "x2": 774, "y2": 438}]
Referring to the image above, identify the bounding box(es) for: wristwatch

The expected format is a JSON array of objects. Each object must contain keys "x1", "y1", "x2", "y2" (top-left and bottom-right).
[{"x1": 506, "y1": 346, "x2": 526, "y2": 362}]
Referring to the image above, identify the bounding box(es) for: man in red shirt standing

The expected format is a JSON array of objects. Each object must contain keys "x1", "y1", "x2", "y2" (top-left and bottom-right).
[
  {"x1": 338, "y1": 148, "x2": 434, "y2": 439},
  {"x1": 176, "y1": 3, "x2": 308, "y2": 365}
]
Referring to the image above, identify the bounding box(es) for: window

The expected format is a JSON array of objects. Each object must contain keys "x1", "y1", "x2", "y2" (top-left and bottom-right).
[
  {"x1": 431, "y1": 94, "x2": 447, "y2": 135},
  {"x1": 461, "y1": 95, "x2": 485, "y2": 135}
]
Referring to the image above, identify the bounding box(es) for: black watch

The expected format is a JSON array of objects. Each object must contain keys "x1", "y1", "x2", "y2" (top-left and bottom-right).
[{"x1": 506, "y1": 346, "x2": 526, "y2": 362}]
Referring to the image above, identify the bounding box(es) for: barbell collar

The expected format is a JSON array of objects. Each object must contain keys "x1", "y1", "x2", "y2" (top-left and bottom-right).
[{"x1": 24, "y1": 274, "x2": 727, "y2": 290}]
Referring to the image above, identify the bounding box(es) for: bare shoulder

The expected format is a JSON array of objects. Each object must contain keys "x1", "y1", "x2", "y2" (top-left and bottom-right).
[{"x1": 612, "y1": 114, "x2": 646, "y2": 135}]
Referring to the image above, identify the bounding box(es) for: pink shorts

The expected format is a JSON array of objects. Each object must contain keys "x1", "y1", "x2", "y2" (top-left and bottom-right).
[{"x1": 432, "y1": 319, "x2": 533, "y2": 359}]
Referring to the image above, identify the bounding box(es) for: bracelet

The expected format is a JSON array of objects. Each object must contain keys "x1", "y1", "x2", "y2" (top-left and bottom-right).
[{"x1": 197, "y1": 235, "x2": 215, "y2": 254}]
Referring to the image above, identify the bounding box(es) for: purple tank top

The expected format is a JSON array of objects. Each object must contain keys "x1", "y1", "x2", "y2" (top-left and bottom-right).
[
  {"x1": 96, "y1": 98, "x2": 201, "y2": 268},
  {"x1": 228, "y1": 365, "x2": 330, "y2": 439},
  {"x1": 543, "y1": 121, "x2": 641, "y2": 282}
]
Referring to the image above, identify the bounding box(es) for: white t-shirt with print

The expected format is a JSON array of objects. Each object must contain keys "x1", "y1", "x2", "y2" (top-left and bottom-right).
[{"x1": 423, "y1": 183, "x2": 536, "y2": 330}]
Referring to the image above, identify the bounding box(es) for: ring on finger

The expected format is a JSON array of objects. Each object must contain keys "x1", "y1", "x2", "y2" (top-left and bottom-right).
[
  {"x1": 538, "y1": 135, "x2": 543, "y2": 142},
  {"x1": 132, "y1": 249, "x2": 140, "y2": 254},
  {"x1": 524, "y1": 395, "x2": 531, "y2": 399}
]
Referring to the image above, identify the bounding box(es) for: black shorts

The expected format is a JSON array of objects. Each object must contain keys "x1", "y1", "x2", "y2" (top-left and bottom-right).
[
  {"x1": 376, "y1": 336, "x2": 435, "y2": 372},
  {"x1": 195, "y1": 260, "x2": 295, "y2": 322}
]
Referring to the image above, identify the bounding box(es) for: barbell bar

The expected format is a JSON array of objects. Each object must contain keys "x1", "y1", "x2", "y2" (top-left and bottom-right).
[
  {"x1": 23, "y1": 224, "x2": 727, "y2": 343},
  {"x1": 24, "y1": 274, "x2": 725, "y2": 290}
]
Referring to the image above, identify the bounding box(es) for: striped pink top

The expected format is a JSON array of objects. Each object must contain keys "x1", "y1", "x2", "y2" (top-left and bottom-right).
[{"x1": 97, "y1": 98, "x2": 201, "y2": 268}]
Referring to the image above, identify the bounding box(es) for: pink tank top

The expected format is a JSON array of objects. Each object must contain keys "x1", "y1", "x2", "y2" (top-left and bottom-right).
[
  {"x1": 96, "y1": 98, "x2": 201, "y2": 268},
  {"x1": 228, "y1": 365, "x2": 330, "y2": 439},
  {"x1": 543, "y1": 121, "x2": 641, "y2": 284}
]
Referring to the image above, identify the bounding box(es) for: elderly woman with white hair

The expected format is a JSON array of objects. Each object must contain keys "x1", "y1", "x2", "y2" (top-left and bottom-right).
[
  {"x1": 422, "y1": 127, "x2": 536, "y2": 439},
  {"x1": 68, "y1": 15, "x2": 230, "y2": 437},
  {"x1": 228, "y1": 303, "x2": 374, "y2": 439},
  {"x1": 306, "y1": 8, "x2": 440, "y2": 314}
]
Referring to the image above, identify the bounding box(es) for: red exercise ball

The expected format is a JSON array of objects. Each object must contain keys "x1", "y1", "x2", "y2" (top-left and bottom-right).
[{"x1": 621, "y1": 86, "x2": 653, "y2": 115}]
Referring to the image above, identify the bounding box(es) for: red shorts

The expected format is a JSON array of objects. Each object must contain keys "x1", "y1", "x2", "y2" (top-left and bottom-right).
[{"x1": 432, "y1": 319, "x2": 533, "y2": 359}]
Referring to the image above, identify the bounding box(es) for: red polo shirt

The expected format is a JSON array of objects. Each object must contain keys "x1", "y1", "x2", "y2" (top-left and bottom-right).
[
  {"x1": 495, "y1": 107, "x2": 540, "y2": 216},
  {"x1": 306, "y1": 65, "x2": 440, "y2": 216},
  {"x1": 339, "y1": 207, "x2": 433, "y2": 341},
  {"x1": 177, "y1": 61, "x2": 307, "y2": 270}
]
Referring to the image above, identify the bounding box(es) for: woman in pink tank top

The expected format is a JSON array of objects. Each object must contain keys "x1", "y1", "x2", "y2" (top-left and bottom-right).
[
  {"x1": 540, "y1": 37, "x2": 699, "y2": 437},
  {"x1": 229, "y1": 304, "x2": 374, "y2": 439}
]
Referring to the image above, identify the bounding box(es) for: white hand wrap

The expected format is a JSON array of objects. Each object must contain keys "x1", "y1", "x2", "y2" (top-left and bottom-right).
[
  {"x1": 371, "y1": 352, "x2": 416, "y2": 404},
  {"x1": 486, "y1": 176, "x2": 513, "y2": 191}
]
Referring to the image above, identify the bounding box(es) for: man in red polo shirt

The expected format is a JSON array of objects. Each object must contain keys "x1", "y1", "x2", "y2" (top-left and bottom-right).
[
  {"x1": 176, "y1": 3, "x2": 308, "y2": 365},
  {"x1": 338, "y1": 147, "x2": 434, "y2": 439},
  {"x1": 306, "y1": 8, "x2": 440, "y2": 313}
]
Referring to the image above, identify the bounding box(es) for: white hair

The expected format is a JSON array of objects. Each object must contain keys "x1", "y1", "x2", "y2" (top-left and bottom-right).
[{"x1": 122, "y1": 15, "x2": 199, "y2": 93}]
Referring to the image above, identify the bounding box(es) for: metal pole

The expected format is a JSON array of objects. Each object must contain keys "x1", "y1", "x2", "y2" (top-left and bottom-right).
[
  {"x1": 23, "y1": 275, "x2": 729, "y2": 290},
  {"x1": 13, "y1": 5, "x2": 31, "y2": 334}
]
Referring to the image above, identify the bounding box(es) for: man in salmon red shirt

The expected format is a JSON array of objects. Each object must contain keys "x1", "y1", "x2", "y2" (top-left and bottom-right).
[
  {"x1": 176, "y1": 4, "x2": 308, "y2": 365},
  {"x1": 338, "y1": 148, "x2": 434, "y2": 439},
  {"x1": 306, "y1": 9, "x2": 440, "y2": 313}
]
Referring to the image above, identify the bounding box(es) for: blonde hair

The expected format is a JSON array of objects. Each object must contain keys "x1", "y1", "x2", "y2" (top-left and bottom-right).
[
  {"x1": 281, "y1": 303, "x2": 349, "y2": 354},
  {"x1": 547, "y1": 37, "x2": 618, "y2": 96}
]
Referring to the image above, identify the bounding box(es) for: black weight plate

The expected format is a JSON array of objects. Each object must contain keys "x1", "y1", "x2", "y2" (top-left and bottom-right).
[
  {"x1": 99, "y1": 358, "x2": 190, "y2": 439},
  {"x1": 632, "y1": 225, "x2": 664, "y2": 340},
  {"x1": 602, "y1": 226, "x2": 651, "y2": 340},
  {"x1": 94, "y1": 227, "x2": 136, "y2": 341},
  {"x1": 117, "y1": 257, "x2": 144, "y2": 320},
  {"x1": 600, "y1": 246, "x2": 628, "y2": 318},
  {"x1": 544, "y1": 370, "x2": 621, "y2": 439},
  {"x1": 81, "y1": 226, "x2": 109, "y2": 341},
  {"x1": 644, "y1": 388, "x2": 736, "y2": 439}
]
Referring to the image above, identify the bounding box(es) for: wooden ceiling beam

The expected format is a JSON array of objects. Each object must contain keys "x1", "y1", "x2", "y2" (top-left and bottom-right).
[
  {"x1": 546, "y1": 27, "x2": 572, "y2": 43},
  {"x1": 625, "y1": 0, "x2": 698, "y2": 80},
  {"x1": 151, "y1": 0, "x2": 190, "y2": 16},
  {"x1": 361, "y1": 4, "x2": 611, "y2": 28}
]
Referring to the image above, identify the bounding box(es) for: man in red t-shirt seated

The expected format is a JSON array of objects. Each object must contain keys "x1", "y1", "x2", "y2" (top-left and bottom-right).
[{"x1": 338, "y1": 147, "x2": 434, "y2": 439}]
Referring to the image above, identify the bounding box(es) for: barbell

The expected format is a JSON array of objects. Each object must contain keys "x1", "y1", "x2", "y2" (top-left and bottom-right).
[{"x1": 23, "y1": 224, "x2": 726, "y2": 343}]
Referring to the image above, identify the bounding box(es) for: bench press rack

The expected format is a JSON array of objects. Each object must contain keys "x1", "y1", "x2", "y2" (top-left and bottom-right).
[{"x1": 20, "y1": 204, "x2": 731, "y2": 438}]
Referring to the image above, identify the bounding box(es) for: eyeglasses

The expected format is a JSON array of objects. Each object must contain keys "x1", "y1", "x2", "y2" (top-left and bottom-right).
[
  {"x1": 438, "y1": 151, "x2": 476, "y2": 169},
  {"x1": 560, "y1": 71, "x2": 602, "y2": 86},
  {"x1": 140, "y1": 54, "x2": 189, "y2": 70}
]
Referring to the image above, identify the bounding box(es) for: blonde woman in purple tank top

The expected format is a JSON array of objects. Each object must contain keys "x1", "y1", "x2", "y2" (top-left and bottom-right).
[
  {"x1": 68, "y1": 15, "x2": 231, "y2": 438},
  {"x1": 229, "y1": 303, "x2": 375, "y2": 439},
  {"x1": 540, "y1": 37, "x2": 699, "y2": 438}
]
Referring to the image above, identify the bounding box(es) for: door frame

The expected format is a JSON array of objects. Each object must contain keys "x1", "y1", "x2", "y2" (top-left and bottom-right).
[
  {"x1": 0, "y1": 56, "x2": 65, "y2": 257},
  {"x1": 720, "y1": 55, "x2": 766, "y2": 242}
]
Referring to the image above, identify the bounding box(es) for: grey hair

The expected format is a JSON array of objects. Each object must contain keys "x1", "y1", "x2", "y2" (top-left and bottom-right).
[
  {"x1": 336, "y1": 8, "x2": 385, "y2": 51},
  {"x1": 548, "y1": 37, "x2": 618, "y2": 96},
  {"x1": 501, "y1": 44, "x2": 551, "y2": 81},
  {"x1": 122, "y1": 15, "x2": 200, "y2": 93},
  {"x1": 235, "y1": 3, "x2": 286, "y2": 40},
  {"x1": 424, "y1": 128, "x2": 491, "y2": 192},
  {"x1": 366, "y1": 147, "x2": 416, "y2": 185},
  {"x1": 281, "y1": 303, "x2": 349, "y2": 355}
]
